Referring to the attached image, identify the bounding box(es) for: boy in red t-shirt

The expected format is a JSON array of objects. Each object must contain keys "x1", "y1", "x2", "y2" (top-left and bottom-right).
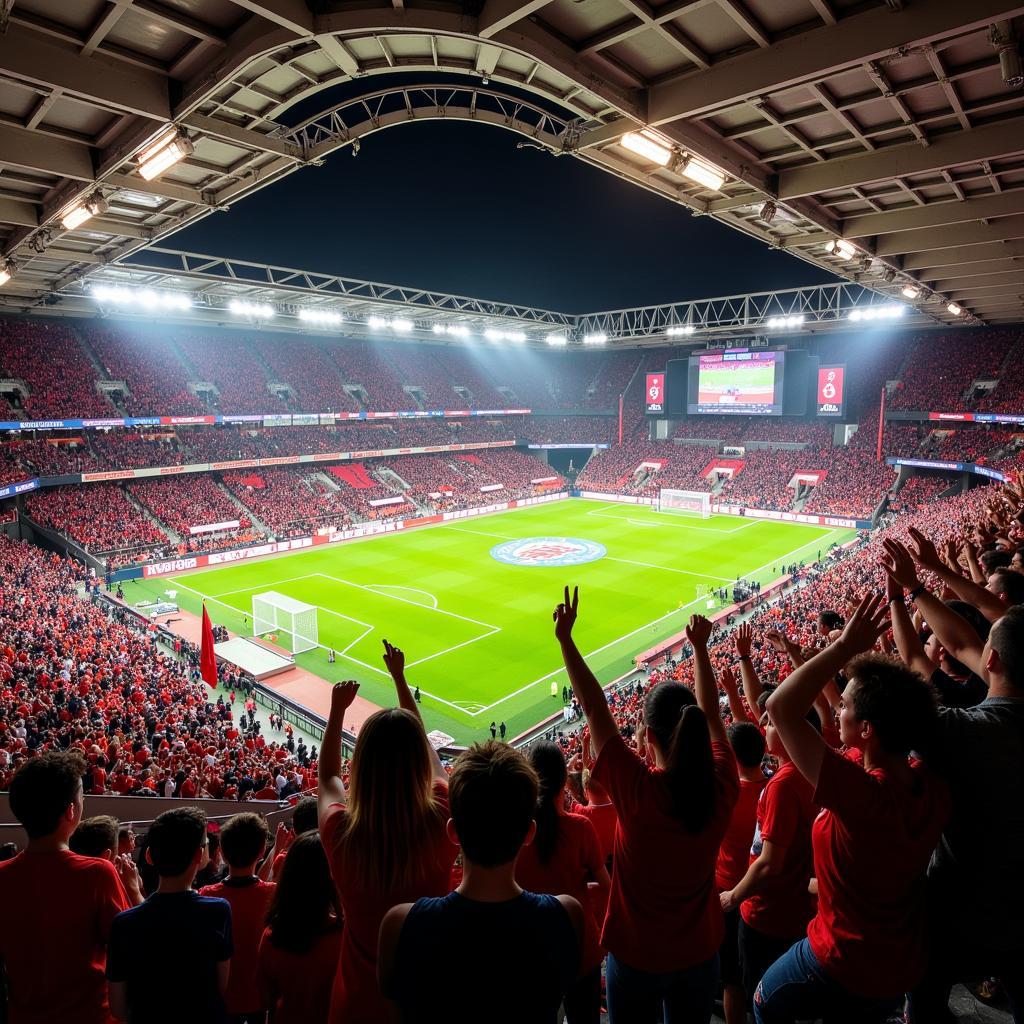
[
  {"x1": 0, "y1": 751, "x2": 133, "y2": 1024},
  {"x1": 200, "y1": 812, "x2": 277, "y2": 1023}
]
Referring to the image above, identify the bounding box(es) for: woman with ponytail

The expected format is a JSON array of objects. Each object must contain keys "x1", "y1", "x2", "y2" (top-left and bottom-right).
[
  {"x1": 554, "y1": 588, "x2": 738, "y2": 1023},
  {"x1": 516, "y1": 741, "x2": 611, "y2": 1024}
]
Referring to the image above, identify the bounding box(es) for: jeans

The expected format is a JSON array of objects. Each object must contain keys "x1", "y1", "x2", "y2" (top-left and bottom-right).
[
  {"x1": 738, "y1": 918, "x2": 803, "y2": 1005},
  {"x1": 605, "y1": 951, "x2": 719, "y2": 1024},
  {"x1": 753, "y1": 939, "x2": 897, "y2": 1024}
]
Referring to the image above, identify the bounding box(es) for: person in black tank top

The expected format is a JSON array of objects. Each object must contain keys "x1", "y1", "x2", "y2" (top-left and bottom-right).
[{"x1": 379, "y1": 741, "x2": 583, "y2": 1023}]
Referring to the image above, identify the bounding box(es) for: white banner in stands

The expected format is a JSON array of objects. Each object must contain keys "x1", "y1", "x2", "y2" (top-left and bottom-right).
[{"x1": 189, "y1": 520, "x2": 240, "y2": 535}]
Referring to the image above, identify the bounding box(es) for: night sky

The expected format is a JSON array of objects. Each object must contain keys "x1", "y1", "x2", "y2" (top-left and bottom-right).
[{"x1": 170, "y1": 119, "x2": 837, "y2": 312}]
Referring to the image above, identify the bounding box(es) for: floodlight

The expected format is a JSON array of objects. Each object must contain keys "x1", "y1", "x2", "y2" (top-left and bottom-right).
[
  {"x1": 392, "y1": 318, "x2": 414, "y2": 333},
  {"x1": 547, "y1": 333, "x2": 568, "y2": 346},
  {"x1": 61, "y1": 193, "x2": 107, "y2": 231},
  {"x1": 583, "y1": 332, "x2": 607, "y2": 345},
  {"x1": 620, "y1": 131, "x2": 673, "y2": 166},
  {"x1": 91, "y1": 284, "x2": 191, "y2": 310},
  {"x1": 299, "y1": 308, "x2": 343, "y2": 325},
  {"x1": 681, "y1": 157, "x2": 726, "y2": 191},
  {"x1": 136, "y1": 128, "x2": 194, "y2": 181},
  {"x1": 229, "y1": 299, "x2": 273, "y2": 318},
  {"x1": 849, "y1": 305, "x2": 905, "y2": 323},
  {"x1": 666, "y1": 325, "x2": 695, "y2": 337},
  {"x1": 0, "y1": 260, "x2": 12, "y2": 287},
  {"x1": 947, "y1": 302, "x2": 963, "y2": 316},
  {"x1": 901, "y1": 284, "x2": 921, "y2": 299},
  {"x1": 759, "y1": 200, "x2": 777, "y2": 223},
  {"x1": 826, "y1": 239, "x2": 857, "y2": 260},
  {"x1": 766, "y1": 315, "x2": 804, "y2": 329}
]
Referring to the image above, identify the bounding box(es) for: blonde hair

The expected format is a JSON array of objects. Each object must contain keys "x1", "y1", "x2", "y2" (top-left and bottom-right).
[{"x1": 332, "y1": 708, "x2": 444, "y2": 889}]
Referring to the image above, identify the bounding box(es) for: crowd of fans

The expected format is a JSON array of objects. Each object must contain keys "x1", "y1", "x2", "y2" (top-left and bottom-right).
[{"x1": 1, "y1": 463, "x2": 1023, "y2": 1023}]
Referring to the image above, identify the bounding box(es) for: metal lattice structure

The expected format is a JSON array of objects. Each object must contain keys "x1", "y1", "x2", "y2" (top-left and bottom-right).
[
  {"x1": 0, "y1": 1, "x2": 1023, "y2": 324},
  {"x1": 53, "y1": 247, "x2": 936, "y2": 344}
]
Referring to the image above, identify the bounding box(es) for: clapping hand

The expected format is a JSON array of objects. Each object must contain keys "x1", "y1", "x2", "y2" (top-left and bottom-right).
[
  {"x1": 837, "y1": 593, "x2": 889, "y2": 655},
  {"x1": 553, "y1": 586, "x2": 579, "y2": 643}
]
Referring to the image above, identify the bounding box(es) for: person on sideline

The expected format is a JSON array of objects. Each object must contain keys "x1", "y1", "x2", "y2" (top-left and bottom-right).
[
  {"x1": 318, "y1": 640, "x2": 458, "y2": 1024},
  {"x1": 0, "y1": 751, "x2": 133, "y2": 1024},
  {"x1": 554, "y1": 587, "x2": 738, "y2": 1024},
  {"x1": 379, "y1": 740, "x2": 583, "y2": 1022}
]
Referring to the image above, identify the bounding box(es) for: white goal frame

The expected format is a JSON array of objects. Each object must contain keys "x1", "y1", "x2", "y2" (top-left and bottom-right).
[
  {"x1": 657, "y1": 488, "x2": 712, "y2": 519},
  {"x1": 252, "y1": 591, "x2": 318, "y2": 654}
]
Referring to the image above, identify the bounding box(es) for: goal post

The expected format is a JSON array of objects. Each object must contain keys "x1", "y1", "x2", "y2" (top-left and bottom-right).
[
  {"x1": 657, "y1": 488, "x2": 712, "y2": 519},
  {"x1": 252, "y1": 591, "x2": 318, "y2": 654}
]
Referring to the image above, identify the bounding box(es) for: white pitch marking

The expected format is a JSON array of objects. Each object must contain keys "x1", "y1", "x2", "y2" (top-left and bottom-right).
[
  {"x1": 440, "y1": 525, "x2": 518, "y2": 541},
  {"x1": 605, "y1": 556, "x2": 732, "y2": 583},
  {"x1": 366, "y1": 584, "x2": 440, "y2": 609},
  {"x1": 405, "y1": 627, "x2": 502, "y2": 668},
  {"x1": 467, "y1": 592, "x2": 709, "y2": 716}
]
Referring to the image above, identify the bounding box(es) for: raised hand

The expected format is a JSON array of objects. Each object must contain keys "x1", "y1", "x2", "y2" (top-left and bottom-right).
[
  {"x1": 908, "y1": 526, "x2": 943, "y2": 572},
  {"x1": 330, "y1": 680, "x2": 360, "y2": 712},
  {"x1": 881, "y1": 538, "x2": 920, "y2": 591},
  {"x1": 734, "y1": 621, "x2": 753, "y2": 658},
  {"x1": 764, "y1": 630, "x2": 789, "y2": 653},
  {"x1": 553, "y1": 585, "x2": 579, "y2": 643},
  {"x1": 382, "y1": 639, "x2": 405, "y2": 679},
  {"x1": 720, "y1": 665, "x2": 739, "y2": 692},
  {"x1": 686, "y1": 614, "x2": 713, "y2": 649},
  {"x1": 838, "y1": 593, "x2": 889, "y2": 655}
]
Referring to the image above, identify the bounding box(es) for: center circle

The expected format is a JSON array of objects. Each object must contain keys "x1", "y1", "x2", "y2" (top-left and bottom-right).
[{"x1": 490, "y1": 536, "x2": 607, "y2": 567}]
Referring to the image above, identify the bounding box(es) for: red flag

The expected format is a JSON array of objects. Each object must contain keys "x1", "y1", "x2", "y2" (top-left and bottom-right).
[{"x1": 200, "y1": 604, "x2": 218, "y2": 688}]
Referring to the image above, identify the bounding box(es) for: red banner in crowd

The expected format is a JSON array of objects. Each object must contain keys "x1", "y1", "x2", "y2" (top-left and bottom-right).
[{"x1": 200, "y1": 604, "x2": 218, "y2": 688}]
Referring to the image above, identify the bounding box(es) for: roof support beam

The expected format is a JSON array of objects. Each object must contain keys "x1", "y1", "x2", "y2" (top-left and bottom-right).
[
  {"x1": 843, "y1": 189, "x2": 1024, "y2": 238},
  {"x1": 920, "y1": 257, "x2": 1024, "y2": 283},
  {"x1": 648, "y1": 0, "x2": 1024, "y2": 123},
  {"x1": 0, "y1": 197, "x2": 38, "y2": 228},
  {"x1": 0, "y1": 23, "x2": 169, "y2": 120},
  {"x1": 221, "y1": 0, "x2": 313, "y2": 36},
  {"x1": 778, "y1": 117, "x2": 1024, "y2": 200},
  {"x1": 950, "y1": 282, "x2": 1024, "y2": 300},
  {"x1": 478, "y1": 0, "x2": 556, "y2": 39},
  {"x1": 0, "y1": 122, "x2": 95, "y2": 180},
  {"x1": 931, "y1": 271, "x2": 1024, "y2": 292},
  {"x1": 903, "y1": 241, "x2": 1024, "y2": 271},
  {"x1": 875, "y1": 215, "x2": 1024, "y2": 256},
  {"x1": 180, "y1": 114, "x2": 306, "y2": 160}
]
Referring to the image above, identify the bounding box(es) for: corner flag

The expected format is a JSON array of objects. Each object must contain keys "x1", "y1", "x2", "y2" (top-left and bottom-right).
[{"x1": 200, "y1": 604, "x2": 218, "y2": 688}]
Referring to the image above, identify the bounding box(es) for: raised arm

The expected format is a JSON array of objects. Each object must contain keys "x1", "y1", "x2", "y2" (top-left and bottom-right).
[
  {"x1": 720, "y1": 665, "x2": 754, "y2": 724},
  {"x1": 318, "y1": 680, "x2": 359, "y2": 822},
  {"x1": 734, "y1": 622, "x2": 765, "y2": 711},
  {"x1": 767, "y1": 594, "x2": 888, "y2": 788},
  {"x1": 908, "y1": 526, "x2": 1006, "y2": 623},
  {"x1": 383, "y1": 639, "x2": 446, "y2": 782},
  {"x1": 685, "y1": 614, "x2": 727, "y2": 745},
  {"x1": 881, "y1": 538, "x2": 936, "y2": 680},
  {"x1": 555, "y1": 586, "x2": 618, "y2": 757}
]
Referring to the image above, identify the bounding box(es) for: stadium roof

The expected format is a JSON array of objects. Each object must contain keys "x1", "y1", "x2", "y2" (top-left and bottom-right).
[{"x1": 0, "y1": 0, "x2": 1022, "y2": 325}]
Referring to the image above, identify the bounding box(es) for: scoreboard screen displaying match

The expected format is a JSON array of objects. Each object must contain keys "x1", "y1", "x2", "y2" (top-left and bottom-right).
[{"x1": 687, "y1": 350, "x2": 785, "y2": 416}]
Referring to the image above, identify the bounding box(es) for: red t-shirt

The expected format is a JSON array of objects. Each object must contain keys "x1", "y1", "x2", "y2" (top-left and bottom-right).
[
  {"x1": 568, "y1": 797, "x2": 617, "y2": 863},
  {"x1": 199, "y1": 877, "x2": 277, "y2": 1014},
  {"x1": 320, "y1": 781, "x2": 457, "y2": 1024},
  {"x1": 740, "y1": 760, "x2": 817, "y2": 939},
  {"x1": 0, "y1": 849, "x2": 129, "y2": 1024},
  {"x1": 716, "y1": 774, "x2": 767, "y2": 891},
  {"x1": 591, "y1": 733, "x2": 739, "y2": 972},
  {"x1": 257, "y1": 925, "x2": 342, "y2": 1024},
  {"x1": 515, "y1": 811, "x2": 606, "y2": 972},
  {"x1": 808, "y1": 748, "x2": 951, "y2": 997}
]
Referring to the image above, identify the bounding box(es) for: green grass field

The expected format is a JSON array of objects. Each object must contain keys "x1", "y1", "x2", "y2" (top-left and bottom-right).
[{"x1": 132, "y1": 499, "x2": 853, "y2": 743}]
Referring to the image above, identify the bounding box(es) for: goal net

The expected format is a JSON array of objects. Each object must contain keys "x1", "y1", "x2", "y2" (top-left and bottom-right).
[
  {"x1": 657, "y1": 488, "x2": 712, "y2": 519},
  {"x1": 252, "y1": 591, "x2": 318, "y2": 654}
]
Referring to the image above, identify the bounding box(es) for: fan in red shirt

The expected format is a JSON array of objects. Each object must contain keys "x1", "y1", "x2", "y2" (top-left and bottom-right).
[
  {"x1": 317, "y1": 642, "x2": 457, "y2": 1024},
  {"x1": 258, "y1": 832, "x2": 342, "y2": 1024},
  {"x1": 755, "y1": 594, "x2": 950, "y2": 1024},
  {"x1": 714, "y1": 720, "x2": 767, "y2": 1024},
  {"x1": 555, "y1": 589, "x2": 738, "y2": 1024},
  {"x1": 516, "y1": 740, "x2": 611, "y2": 1024},
  {"x1": 199, "y1": 812, "x2": 277, "y2": 1021},
  {"x1": 0, "y1": 751, "x2": 134, "y2": 1024}
]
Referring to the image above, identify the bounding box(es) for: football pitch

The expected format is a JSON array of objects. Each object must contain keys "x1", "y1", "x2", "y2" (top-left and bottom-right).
[{"x1": 132, "y1": 499, "x2": 854, "y2": 743}]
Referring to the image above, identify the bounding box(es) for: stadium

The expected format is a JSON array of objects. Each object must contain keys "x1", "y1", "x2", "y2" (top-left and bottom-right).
[{"x1": 0, "y1": 2, "x2": 1022, "y2": 1023}]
